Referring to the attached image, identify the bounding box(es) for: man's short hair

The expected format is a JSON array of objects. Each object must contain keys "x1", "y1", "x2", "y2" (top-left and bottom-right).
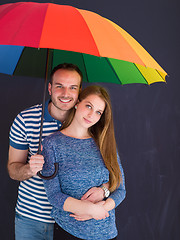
[{"x1": 50, "y1": 63, "x2": 83, "y2": 87}]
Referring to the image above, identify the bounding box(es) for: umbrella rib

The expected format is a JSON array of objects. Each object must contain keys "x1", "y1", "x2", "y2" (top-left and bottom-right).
[
  {"x1": 104, "y1": 57, "x2": 122, "y2": 84},
  {"x1": 155, "y1": 69, "x2": 167, "y2": 83},
  {"x1": 133, "y1": 63, "x2": 149, "y2": 85},
  {"x1": 12, "y1": 46, "x2": 26, "y2": 75},
  {"x1": 75, "y1": 9, "x2": 101, "y2": 56},
  {"x1": 81, "y1": 53, "x2": 89, "y2": 83}
]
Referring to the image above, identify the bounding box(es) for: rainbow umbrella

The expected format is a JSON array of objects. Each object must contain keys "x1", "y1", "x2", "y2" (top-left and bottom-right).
[
  {"x1": 0, "y1": 2, "x2": 167, "y2": 178},
  {"x1": 0, "y1": 2, "x2": 167, "y2": 84}
]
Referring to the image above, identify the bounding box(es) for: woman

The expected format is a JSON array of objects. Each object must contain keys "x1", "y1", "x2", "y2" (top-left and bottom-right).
[{"x1": 42, "y1": 85, "x2": 126, "y2": 240}]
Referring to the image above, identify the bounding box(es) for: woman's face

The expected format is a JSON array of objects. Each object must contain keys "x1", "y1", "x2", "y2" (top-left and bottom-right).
[{"x1": 74, "y1": 94, "x2": 106, "y2": 129}]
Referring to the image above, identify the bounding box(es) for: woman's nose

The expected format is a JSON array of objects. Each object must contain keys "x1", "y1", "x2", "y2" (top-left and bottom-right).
[{"x1": 87, "y1": 110, "x2": 94, "y2": 118}]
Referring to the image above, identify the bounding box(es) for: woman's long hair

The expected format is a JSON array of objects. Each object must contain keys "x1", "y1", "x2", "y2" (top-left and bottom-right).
[{"x1": 62, "y1": 85, "x2": 122, "y2": 192}]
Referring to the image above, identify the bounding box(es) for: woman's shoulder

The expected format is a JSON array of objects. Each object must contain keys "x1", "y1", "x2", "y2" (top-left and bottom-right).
[{"x1": 43, "y1": 131, "x2": 62, "y2": 145}]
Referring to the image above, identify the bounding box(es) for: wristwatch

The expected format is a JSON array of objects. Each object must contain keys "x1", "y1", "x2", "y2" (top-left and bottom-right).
[{"x1": 100, "y1": 185, "x2": 110, "y2": 198}]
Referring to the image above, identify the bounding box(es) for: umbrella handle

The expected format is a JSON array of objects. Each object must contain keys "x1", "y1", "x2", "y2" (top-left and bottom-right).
[
  {"x1": 36, "y1": 49, "x2": 59, "y2": 180},
  {"x1": 37, "y1": 163, "x2": 59, "y2": 180}
]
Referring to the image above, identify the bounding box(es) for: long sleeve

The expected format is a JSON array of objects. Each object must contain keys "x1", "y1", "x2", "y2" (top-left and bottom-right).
[
  {"x1": 42, "y1": 137, "x2": 69, "y2": 211},
  {"x1": 40, "y1": 132, "x2": 123, "y2": 239},
  {"x1": 109, "y1": 153, "x2": 126, "y2": 207}
]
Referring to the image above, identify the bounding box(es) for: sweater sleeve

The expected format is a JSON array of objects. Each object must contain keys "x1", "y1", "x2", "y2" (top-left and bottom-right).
[
  {"x1": 42, "y1": 137, "x2": 69, "y2": 211},
  {"x1": 109, "y1": 152, "x2": 126, "y2": 207}
]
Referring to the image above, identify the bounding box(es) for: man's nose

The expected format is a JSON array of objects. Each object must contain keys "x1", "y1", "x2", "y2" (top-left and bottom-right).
[{"x1": 62, "y1": 87, "x2": 69, "y2": 97}]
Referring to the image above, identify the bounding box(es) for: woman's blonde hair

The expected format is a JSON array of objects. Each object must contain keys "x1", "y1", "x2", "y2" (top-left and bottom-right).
[{"x1": 62, "y1": 85, "x2": 122, "y2": 192}]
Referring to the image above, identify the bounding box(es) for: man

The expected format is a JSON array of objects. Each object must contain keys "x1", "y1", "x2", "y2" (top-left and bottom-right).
[{"x1": 7, "y1": 63, "x2": 110, "y2": 240}]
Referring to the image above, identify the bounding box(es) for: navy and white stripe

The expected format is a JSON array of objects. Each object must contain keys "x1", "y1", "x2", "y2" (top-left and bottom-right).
[{"x1": 9, "y1": 101, "x2": 62, "y2": 223}]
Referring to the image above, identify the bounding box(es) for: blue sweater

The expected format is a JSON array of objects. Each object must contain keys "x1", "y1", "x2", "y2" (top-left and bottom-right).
[{"x1": 42, "y1": 132, "x2": 126, "y2": 240}]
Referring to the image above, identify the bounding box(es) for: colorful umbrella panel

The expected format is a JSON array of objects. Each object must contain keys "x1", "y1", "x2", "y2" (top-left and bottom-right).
[
  {"x1": 0, "y1": 45, "x2": 165, "y2": 85},
  {"x1": 0, "y1": 2, "x2": 167, "y2": 85}
]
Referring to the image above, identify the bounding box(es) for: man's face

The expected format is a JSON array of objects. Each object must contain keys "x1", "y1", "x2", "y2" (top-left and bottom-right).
[{"x1": 48, "y1": 69, "x2": 81, "y2": 112}]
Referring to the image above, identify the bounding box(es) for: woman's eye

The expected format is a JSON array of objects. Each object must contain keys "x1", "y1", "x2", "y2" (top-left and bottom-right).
[
  {"x1": 86, "y1": 105, "x2": 92, "y2": 109},
  {"x1": 97, "y1": 111, "x2": 102, "y2": 115}
]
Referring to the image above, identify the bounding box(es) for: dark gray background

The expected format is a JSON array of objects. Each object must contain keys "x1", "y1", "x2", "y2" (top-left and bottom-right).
[{"x1": 0, "y1": 0, "x2": 179, "y2": 239}]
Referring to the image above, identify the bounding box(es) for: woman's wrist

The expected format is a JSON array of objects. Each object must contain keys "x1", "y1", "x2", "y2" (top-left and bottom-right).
[
  {"x1": 81, "y1": 199, "x2": 96, "y2": 217},
  {"x1": 103, "y1": 198, "x2": 115, "y2": 212}
]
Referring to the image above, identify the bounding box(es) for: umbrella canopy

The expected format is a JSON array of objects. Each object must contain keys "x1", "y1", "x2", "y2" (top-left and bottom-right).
[
  {"x1": 0, "y1": 2, "x2": 167, "y2": 179},
  {"x1": 0, "y1": 2, "x2": 167, "y2": 84}
]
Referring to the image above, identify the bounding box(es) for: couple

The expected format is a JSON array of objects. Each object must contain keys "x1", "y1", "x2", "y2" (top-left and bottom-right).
[{"x1": 8, "y1": 63, "x2": 126, "y2": 240}]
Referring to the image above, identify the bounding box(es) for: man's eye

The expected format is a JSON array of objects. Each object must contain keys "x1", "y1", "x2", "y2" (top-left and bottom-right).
[
  {"x1": 57, "y1": 85, "x2": 62, "y2": 88},
  {"x1": 71, "y1": 86, "x2": 77, "y2": 90}
]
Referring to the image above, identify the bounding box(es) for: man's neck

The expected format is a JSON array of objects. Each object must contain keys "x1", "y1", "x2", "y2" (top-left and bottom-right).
[{"x1": 48, "y1": 102, "x2": 69, "y2": 123}]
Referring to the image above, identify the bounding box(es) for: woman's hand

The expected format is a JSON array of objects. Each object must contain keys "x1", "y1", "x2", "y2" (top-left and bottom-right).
[
  {"x1": 69, "y1": 214, "x2": 92, "y2": 221},
  {"x1": 89, "y1": 200, "x2": 109, "y2": 220},
  {"x1": 81, "y1": 187, "x2": 104, "y2": 203},
  {"x1": 81, "y1": 183, "x2": 109, "y2": 203},
  {"x1": 69, "y1": 200, "x2": 109, "y2": 221}
]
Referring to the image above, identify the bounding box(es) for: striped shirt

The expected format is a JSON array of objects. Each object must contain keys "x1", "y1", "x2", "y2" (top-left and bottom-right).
[{"x1": 9, "y1": 100, "x2": 62, "y2": 223}]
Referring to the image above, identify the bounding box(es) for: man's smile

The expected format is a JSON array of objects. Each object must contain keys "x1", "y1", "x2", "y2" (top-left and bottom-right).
[{"x1": 59, "y1": 98, "x2": 72, "y2": 103}]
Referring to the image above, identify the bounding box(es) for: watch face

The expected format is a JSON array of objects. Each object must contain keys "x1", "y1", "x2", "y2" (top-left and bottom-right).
[
  {"x1": 101, "y1": 185, "x2": 110, "y2": 198},
  {"x1": 105, "y1": 192, "x2": 109, "y2": 197},
  {"x1": 105, "y1": 190, "x2": 109, "y2": 197},
  {"x1": 104, "y1": 188, "x2": 110, "y2": 197}
]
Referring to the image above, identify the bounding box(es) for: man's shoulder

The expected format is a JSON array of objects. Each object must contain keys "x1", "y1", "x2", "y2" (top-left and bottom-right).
[
  {"x1": 21, "y1": 103, "x2": 42, "y2": 113},
  {"x1": 17, "y1": 103, "x2": 42, "y2": 118}
]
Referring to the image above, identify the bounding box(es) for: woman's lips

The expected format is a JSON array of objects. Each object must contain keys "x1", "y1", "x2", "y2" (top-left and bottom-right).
[{"x1": 83, "y1": 117, "x2": 92, "y2": 124}]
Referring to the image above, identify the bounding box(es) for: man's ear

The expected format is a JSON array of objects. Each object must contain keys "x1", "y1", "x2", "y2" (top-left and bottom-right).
[{"x1": 48, "y1": 82, "x2": 52, "y2": 96}]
